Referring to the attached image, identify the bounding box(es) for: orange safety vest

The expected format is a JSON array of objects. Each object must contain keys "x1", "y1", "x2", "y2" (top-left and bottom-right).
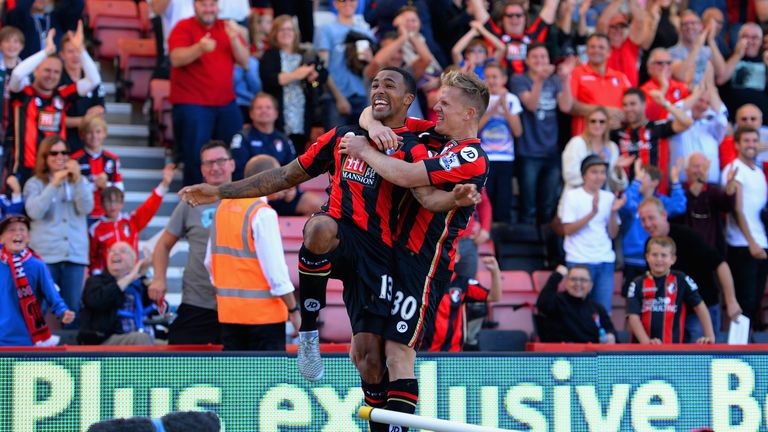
[{"x1": 210, "y1": 198, "x2": 288, "y2": 325}]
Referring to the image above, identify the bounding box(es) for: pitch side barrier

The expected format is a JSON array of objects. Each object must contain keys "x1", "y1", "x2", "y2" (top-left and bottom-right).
[{"x1": 4, "y1": 349, "x2": 768, "y2": 431}]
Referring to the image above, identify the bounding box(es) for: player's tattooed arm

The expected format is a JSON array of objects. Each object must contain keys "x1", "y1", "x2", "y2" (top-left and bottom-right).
[
  {"x1": 220, "y1": 160, "x2": 311, "y2": 199},
  {"x1": 411, "y1": 184, "x2": 480, "y2": 212}
]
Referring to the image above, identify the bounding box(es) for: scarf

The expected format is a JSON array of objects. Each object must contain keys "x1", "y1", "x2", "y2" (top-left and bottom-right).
[
  {"x1": 641, "y1": 271, "x2": 681, "y2": 344},
  {"x1": 1, "y1": 246, "x2": 52, "y2": 344}
]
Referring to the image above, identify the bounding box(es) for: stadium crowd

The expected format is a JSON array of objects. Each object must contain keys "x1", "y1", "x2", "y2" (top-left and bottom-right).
[{"x1": 0, "y1": 0, "x2": 768, "y2": 350}]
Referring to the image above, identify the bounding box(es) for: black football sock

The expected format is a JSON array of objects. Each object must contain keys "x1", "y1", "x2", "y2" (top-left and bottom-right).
[
  {"x1": 362, "y1": 371, "x2": 389, "y2": 432},
  {"x1": 298, "y1": 245, "x2": 335, "y2": 332}
]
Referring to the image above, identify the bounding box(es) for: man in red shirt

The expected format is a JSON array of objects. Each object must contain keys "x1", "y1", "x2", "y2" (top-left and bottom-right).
[
  {"x1": 169, "y1": 0, "x2": 249, "y2": 186},
  {"x1": 570, "y1": 33, "x2": 631, "y2": 135},
  {"x1": 596, "y1": 0, "x2": 649, "y2": 87},
  {"x1": 640, "y1": 48, "x2": 690, "y2": 121}
]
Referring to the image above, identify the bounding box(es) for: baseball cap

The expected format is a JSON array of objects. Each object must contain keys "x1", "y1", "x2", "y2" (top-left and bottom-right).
[
  {"x1": 0, "y1": 214, "x2": 30, "y2": 234},
  {"x1": 580, "y1": 154, "x2": 609, "y2": 176}
]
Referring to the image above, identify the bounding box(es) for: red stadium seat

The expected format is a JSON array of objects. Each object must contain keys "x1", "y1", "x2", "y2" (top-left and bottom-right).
[
  {"x1": 89, "y1": 0, "x2": 143, "y2": 59},
  {"x1": 278, "y1": 216, "x2": 307, "y2": 253},
  {"x1": 116, "y1": 38, "x2": 156, "y2": 101},
  {"x1": 284, "y1": 252, "x2": 299, "y2": 288},
  {"x1": 476, "y1": 270, "x2": 533, "y2": 292},
  {"x1": 613, "y1": 271, "x2": 623, "y2": 294},
  {"x1": 150, "y1": 79, "x2": 173, "y2": 148},
  {"x1": 490, "y1": 292, "x2": 537, "y2": 334},
  {"x1": 531, "y1": 270, "x2": 553, "y2": 292}
]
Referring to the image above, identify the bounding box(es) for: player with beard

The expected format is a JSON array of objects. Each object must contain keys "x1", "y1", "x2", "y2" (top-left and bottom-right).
[
  {"x1": 178, "y1": 67, "x2": 478, "y2": 432},
  {"x1": 343, "y1": 70, "x2": 490, "y2": 432}
]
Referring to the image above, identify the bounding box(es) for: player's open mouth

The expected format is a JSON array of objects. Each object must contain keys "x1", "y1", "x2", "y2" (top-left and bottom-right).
[{"x1": 372, "y1": 98, "x2": 389, "y2": 111}]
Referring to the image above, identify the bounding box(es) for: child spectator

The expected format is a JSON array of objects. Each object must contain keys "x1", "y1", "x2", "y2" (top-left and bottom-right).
[
  {"x1": 620, "y1": 160, "x2": 686, "y2": 289},
  {"x1": 0, "y1": 214, "x2": 75, "y2": 346},
  {"x1": 479, "y1": 62, "x2": 522, "y2": 224},
  {"x1": 536, "y1": 264, "x2": 617, "y2": 343},
  {"x1": 627, "y1": 236, "x2": 715, "y2": 344},
  {"x1": 71, "y1": 116, "x2": 123, "y2": 223},
  {"x1": 422, "y1": 253, "x2": 501, "y2": 352},
  {"x1": 88, "y1": 164, "x2": 175, "y2": 275},
  {"x1": 451, "y1": 23, "x2": 504, "y2": 80},
  {"x1": 247, "y1": 8, "x2": 272, "y2": 59},
  {"x1": 0, "y1": 26, "x2": 24, "y2": 142},
  {"x1": 0, "y1": 176, "x2": 23, "y2": 217}
]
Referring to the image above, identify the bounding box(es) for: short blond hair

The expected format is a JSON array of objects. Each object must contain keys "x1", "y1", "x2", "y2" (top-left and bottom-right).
[
  {"x1": 80, "y1": 114, "x2": 108, "y2": 137},
  {"x1": 646, "y1": 236, "x2": 676, "y2": 256},
  {"x1": 440, "y1": 70, "x2": 490, "y2": 119}
]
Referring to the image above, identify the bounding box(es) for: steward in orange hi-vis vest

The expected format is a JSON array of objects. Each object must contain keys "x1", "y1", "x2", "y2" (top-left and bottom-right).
[{"x1": 210, "y1": 198, "x2": 288, "y2": 325}]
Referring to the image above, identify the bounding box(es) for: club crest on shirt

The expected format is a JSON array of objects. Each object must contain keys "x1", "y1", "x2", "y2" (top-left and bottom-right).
[
  {"x1": 449, "y1": 287, "x2": 462, "y2": 304},
  {"x1": 274, "y1": 139, "x2": 283, "y2": 153},
  {"x1": 341, "y1": 155, "x2": 377, "y2": 187},
  {"x1": 439, "y1": 153, "x2": 460, "y2": 171},
  {"x1": 667, "y1": 282, "x2": 676, "y2": 295}
]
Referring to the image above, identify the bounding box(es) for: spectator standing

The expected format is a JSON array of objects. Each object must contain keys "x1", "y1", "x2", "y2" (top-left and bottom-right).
[
  {"x1": 478, "y1": 62, "x2": 521, "y2": 224},
  {"x1": 719, "y1": 104, "x2": 768, "y2": 173},
  {"x1": 640, "y1": 48, "x2": 690, "y2": 122},
  {"x1": 561, "y1": 107, "x2": 631, "y2": 192},
  {"x1": 626, "y1": 237, "x2": 715, "y2": 344},
  {"x1": 0, "y1": 214, "x2": 74, "y2": 346},
  {"x1": 619, "y1": 160, "x2": 686, "y2": 289},
  {"x1": 536, "y1": 264, "x2": 617, "y2": 343},
  {"x1": 260, "y1": 15, "x2": 323, "y2": 154},
  {"x1": 673, "y1": 152, "x2": 735, "y2": 254},
  {"x1": 570, "y1": 33, "x2": 631, "y2": 135},
  {"x1": 246, "y1": 8, "x2": 271, "y2": 59},
  {"x1": 637, "y1": 0, "x2": 679, "y2": 84},
  {"x1": 4, "y1": 0, "x2": 83, "y2": 59},
  {"x1": 364, "y1": 0, "x2": 446, "y2": 66},
  {"x1": 88, "y1": 164, "x2": 174, "y2": 275},
  {"x1": 6, "y1": 24, "x2": 100, "y2": 185},
  {"x1": 668, "y1": 71, "x2": 727, "y2": 184},
  {"x1": 720, "y1": 23, "x2": 768, "y2": 124},
  {"x1": 669, "y1": 10, "x2": 727, "y2": 86},
  {"x1": 79, "y1": 242, "x2": 156, "y2": 345},
  {"x1": 474, "y1": 0, "x2": 559, "y2": 77},
  {"x1": 204, "y1": 155, "x2": 300, "y2": 351},
  {"x1": 610, "y1": 88, "x2": 693, "y2": 195},
  {"x1": 596, "y1": 0, "x2": 650, "y2": 87},
  {"x1": 148, "y1": 141, "x2": 234, "y2": 345},
  {"x1": 71, "y1": 116, "x2": 123, "y2": 222},
  {"x1": 510, "y1": 43, "x2": 573, "y2": 225},
  {"x1": 149, "y1": 0, "x2": 194, "y2": 79},
  {"x1": 450, "y1": 22, "x2": 504, "y2": 80},
  {"x1": 559, "y1": 155, "x2": 625, "y2": 314},
  {"x1": 314, "y1": 0, "x2": 374, "y2": 131},
  {"x1": 702, "y1": 7, "x2": 729, "y2": 58},
  {"x1": 270, "y1": 0, "x2": 313, "y2": 44},
  {"x1": 639, "y1": 197, "x2": 742, "y2": 342},
  {"x1": 23, "y1": 136, "x2": 93, "y2": 327},
  {"x1": 58, "y1": 32, "x2": 105, "y2": 153},
  {"x1": 0, "y1": 27, "x2": 24, "y2": 144},
  {"x1": 721, "y1": 127, "x2": 768, "y2": 325},
  {"x1": 169, "y1": 0, "x2": 249, "y2": 186}
]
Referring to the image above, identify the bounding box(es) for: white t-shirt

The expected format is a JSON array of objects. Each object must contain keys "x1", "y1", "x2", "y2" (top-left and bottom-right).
[
  {"x1": 479, "y1": 92, "x2": 522, "y2": 162},
  {"x1": 559, "y1": 187, "x2": 617, "y2": 263},
  {"x1": 722, "y1": 158, "x2": 768, "y2": 248}
]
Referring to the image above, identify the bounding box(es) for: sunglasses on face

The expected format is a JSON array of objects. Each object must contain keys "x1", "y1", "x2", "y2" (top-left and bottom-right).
[
  {"x1": 589, "y1": 119, "x2": 607, "y2": 124},
  {"x1": 48, "y1": 150, "x2": 70, "y2": 157},
  {"x1": 652, "y1": 60, "x2": 672, "y2": 66},
  {"x1": 504, "y1": 12, "x2": 524, "y2": 18}
]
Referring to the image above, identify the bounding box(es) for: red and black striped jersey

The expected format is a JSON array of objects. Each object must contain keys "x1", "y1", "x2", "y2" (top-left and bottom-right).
[
  {"x1": 610, "y1": 120, "x2": 676, "y2": 194},
  {"x1": 397, "y1": 139, "x2": 489, "y2": 281},
  {"x1": 71, "y1": 148, "x2": 125, "y2": 218},
  {"x1": 424, "y1": 275, "x2": 490, "y2": 352},
  {"x1": 7, "y1": 83, "x2": 78, "y2": 175},
  {"x1": 297, "y1": 125, "x2": 422, "y2": 247},
  {"x1": 627, "y1": 271, "x2": 703, "y2": 344},
  {"x1": 484, "y1": 16, "x2": 550, "y2": 75}
]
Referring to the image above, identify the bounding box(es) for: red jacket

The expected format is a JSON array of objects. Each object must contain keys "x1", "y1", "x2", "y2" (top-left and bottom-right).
[{"x1": 88, "y1": 188, "x2": 164, "y2": 274}]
